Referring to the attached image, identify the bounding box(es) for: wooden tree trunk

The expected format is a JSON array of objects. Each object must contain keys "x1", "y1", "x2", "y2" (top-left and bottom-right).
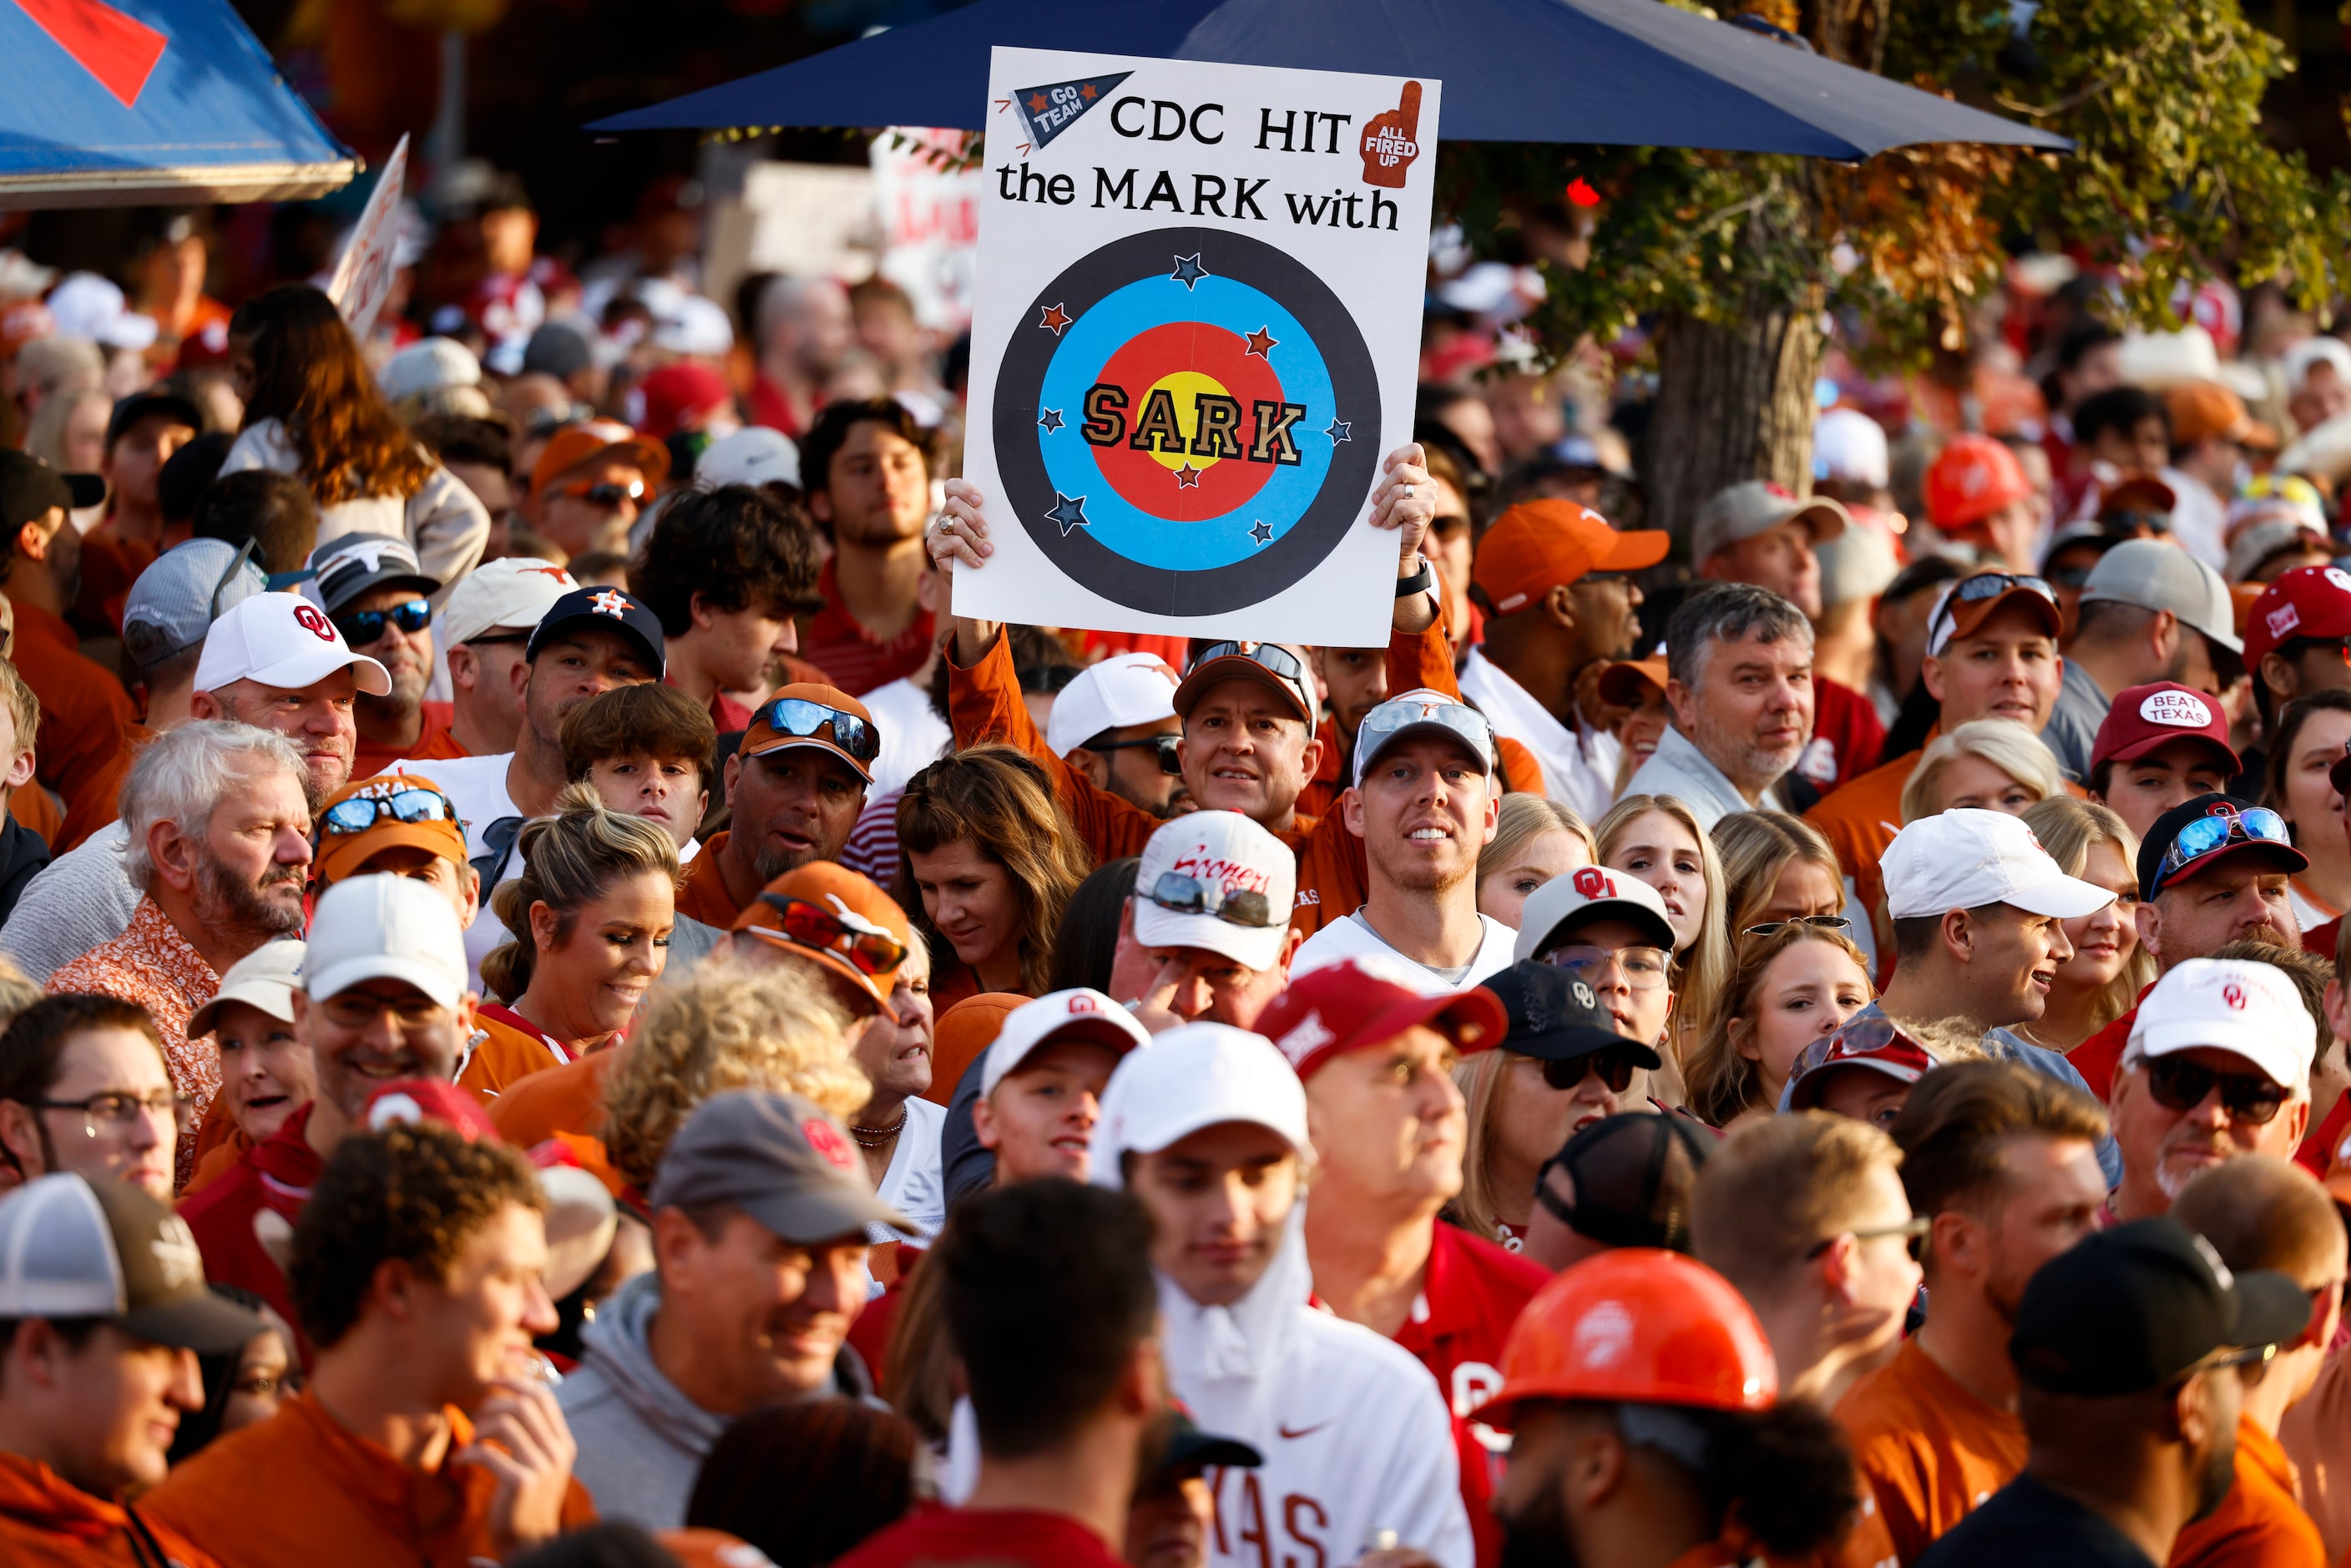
[{"x1": 1643, "y1": 306, "x2": 1823, "y2": 555}]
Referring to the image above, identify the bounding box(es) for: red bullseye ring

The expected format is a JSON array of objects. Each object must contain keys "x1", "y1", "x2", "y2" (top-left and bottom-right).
[{"x1": 1088, "y1": 321, "x2": 1286, "y2": 522}]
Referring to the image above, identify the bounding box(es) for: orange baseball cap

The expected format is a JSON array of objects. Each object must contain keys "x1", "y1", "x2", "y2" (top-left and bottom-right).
[
  {"x1": 1470, "y1": 500, "x2": 1669, "y2": 616},
  {"x1": 1595, "y1": 657, "x2": 1669, "y2": 706},
  {"x1": 933, "y1": 992, "x2": 1028, "y2": 1100},
  {"x1": 741, "y1": 684, "x2": 879, "y2": 783},
  {"x1": 528, "y1": 418, "x2": 672, "y2": 499},
  {"x1": 311, "y1": 771, "x2": 468, "y2": 888},
  {"x1": 730, "y1": 861, "x2": 911, "y2": 1012},
  {"x1": 2166, "y1": 382, "x2": 2256, "y2": 448},
  {"x1": 1924, "y1": 572, "x2": 2063, "y2": 656}
]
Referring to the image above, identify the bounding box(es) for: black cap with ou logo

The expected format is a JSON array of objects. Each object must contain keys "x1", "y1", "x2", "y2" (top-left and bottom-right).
[{"x1": 1479, "y1": 959, "x2": 1661, "y2": 1067}]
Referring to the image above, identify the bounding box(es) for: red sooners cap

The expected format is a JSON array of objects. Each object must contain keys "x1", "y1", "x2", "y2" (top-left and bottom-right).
[
  {"x1": 1255, "y1": 956, "x2": 1505, "y2": 1080},
  {"x1": 2243, "y1": 564, "x2": 2351, "y2": 669},
  {"x1": 2089, "y1": 682, "x2": 2239, "y2": 780},
  {"x1": 364, "y1": 1079, "x2": 501, "y2": 1141}
]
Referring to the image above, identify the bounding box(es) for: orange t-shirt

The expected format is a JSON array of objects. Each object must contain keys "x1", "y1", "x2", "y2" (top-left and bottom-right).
[
  {"x1": 2278, "y1": 1347, "x2": 2351, "y2": 1565},
  {"x1": 674, "y1": 829, "x2": 746, "y2": 928},
  {"x1": 1835, "y1": 1338, "x2": 2026, "y2": 1565},
  {"x1": 2169, "y1": 1416, "x2": 2324, "y2": 1568},
  {"x1": 0, "y1": 1452, "x2": 227, "y2": 1568},
  {"x1": 351, "y1": 702, "x2": 469, "y2": 781},
  {"x1": 143, "y1": 1391, "x2": 596, "y2": 1568},
  {"x1": 1805, "y1": 741, "x2": 1925, "y2": 984},
  {"x1": 457, "y1": 1003, "x2": 579, "y2": 1102},
  {"x1": 486, "y1": 1044, "x2": 629, "y2": 1196}
]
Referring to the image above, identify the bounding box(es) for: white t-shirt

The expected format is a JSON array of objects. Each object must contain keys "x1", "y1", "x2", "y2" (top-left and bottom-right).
[
  {"x1": 1291, "y1": 909, "x2": 1517, "y2": 990},
  {"x1": 388, "y1": 752, "x2": 521, "y2": 989},
  {"x1": 872, "y1": 1095, "x2": 947, "y2": 1243}
]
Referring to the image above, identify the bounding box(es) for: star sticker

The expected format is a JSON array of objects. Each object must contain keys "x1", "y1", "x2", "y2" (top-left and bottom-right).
[
  {"x1": 1250, "y1": 518, "x2": 1275, "y2": 546},
  {"x1": 1170, "y1": 253, "x2": 1209, "y2": 289},
  {"x1": 1080, "y1": 83, "x2": 1096, "y2": 98},
  {"x1": 1039, "y1": 302, "x2": 1074, "y2": 336},
  {"x1": 1039, "y1": 408, "x2": 1064, "y2": 433},
  {"x1": 589, "y1": 588, "x2": 630, "y2": 618},
  {"x1": 1027, "y1": 93, "x2": 1049, "y2": 112},
  {"x1": 1325, "y1": 417, "x2": 1352, "y2": 445},
  {"x1": 1174, "y1": 463, "x2": 1202, "y2": 488},
  {"x1": 1044, "y1": 493, "x2": 1091, "y2": 536},
  {"x1": 1244, "y1": 326, "x2": 1277, "y2": 358}
]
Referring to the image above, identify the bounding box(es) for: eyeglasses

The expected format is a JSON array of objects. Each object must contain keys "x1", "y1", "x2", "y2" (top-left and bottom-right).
[
  {"x1": 755, "y1": 697, "x2": 878, "y2": 763},
  {"x1": 1090, "y1": 734, "x2": 1183, "y2": 775},
  {"x1": 1742, "y1": 915, "x2": 1852, "y2": 938},
  {"x1": 558, "y1": 478, "x2": 645, "y2": 508},
  {"x1": 1928, "y1": 571, "x2": 2056, "y2": 642},
  {"x1": 1536, "y1": 1050, "x2": 1644, "y2": 1095},
  {"x1": 321, "y1": 991, "x2": 450, "y2": 1029},
  {"x1": 755, "y1": 894, "x2": 908, "y2": 977},
  {"x1": 1145, "y1": 870, "x2": 1279, "y2": 929},
  {"x1": 2151, "y1": 804, "x2": 2293, "y2": 896},
  {"x1": 2143, "y1": 1054, "x2": 2288, "y2": 1125},
  {"x1": 27, "y1": 1089, "x2": 183, "y2": 1137},
  {"x1": 331, "y1": 598, "x2": 432, "y2": 646},
  {"x1": 1805, "y1": 1215, "x2": 1932, "y2": 1262},
  {"x1": 316, "y1": 786, "x2": 461, "y2": 845},
  {"x1": 1540, "y1": 943, "x2": 1671, "y2": 990}
]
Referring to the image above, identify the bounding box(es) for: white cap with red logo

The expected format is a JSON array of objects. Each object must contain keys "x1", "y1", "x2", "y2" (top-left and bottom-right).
[
  {"x1": 2126, "y1": 957, "x2": 2315, "y2": 1092},
  {"x1": 1133, "y1": 811, "x2": 1297, "y2": 971},
  {"x1": 1881, "y1": 808, "x2": 2112, "y2": 922},
  {"x1": 1044, "y1": 652, "x2": 1181, "y2": 758},
  {"x1": 193, "y1": 590, "x2": 391, "y2": 696},
  {"x1": 1514, "y1": 865, "x2": 1677, "y2": 963},
  {"x1": 980, "y1": 988, "x2": 1153, "y2": 1099}
]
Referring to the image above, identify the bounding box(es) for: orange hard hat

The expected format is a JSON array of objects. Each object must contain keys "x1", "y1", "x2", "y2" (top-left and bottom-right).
[
  {"x1": 1924, "y1": 433, "x2": 2032, "y2": 531},
  {"x1": 1468, "y1": 1248, "x2": 1777, "y2": 1430}
]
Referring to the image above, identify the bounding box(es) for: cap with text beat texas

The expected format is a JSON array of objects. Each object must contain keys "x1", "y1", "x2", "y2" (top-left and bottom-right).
[
  {"x1": 1094, "y1": 1023, "x2": 1308, "y2": 1186},
  {"x1": 1880, "y1": 808, "x2": 2114, "y2": 922},
  {"x1": 304, "y1": 873, "x2": 470, "y2": 1012},
  {"x1": 1133, "y1": 811, "x2": 1297, "y2": 973},
  {"x1": 2090, "y1": 681, "x2": 2239, "y2": 781},
  {"x1": 0, "y1": 1172, "x2": 265, "y2": 1353},
  {"x1": 1255, "y1": 955, "x2": 1504, "y2": 1080},
  {"x1": 1045, "y1": 651, "x2": 1180, "y2": 758},
  {"x1": 1513, "y1": 863, "x2": 1676, "y2": 964},
  {"x1": 2243, "y1": 564, "x2": 2351, "y2": 669},
  {"x1": 1472, "y1": 499, "x2": 1668, "y2": 616},
  {"x1": 980, "y1": 988, "x2": 1152, "y2": 1098},
  {"x1": 193, "y1": 589, "x2": 392, "y2": 696},
  {"x1": 2126, "y1": 957, "x2": 2316, "y2": 1092}
]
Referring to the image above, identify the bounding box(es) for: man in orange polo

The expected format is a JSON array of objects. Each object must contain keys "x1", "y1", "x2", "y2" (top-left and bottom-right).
[
  {"x1": 674, "y1": 685, "x2": 877, "y2": 930},
  {"x1": 1807, "y1": 571, "x2": 2065, "y2": 976},
  {"x1": 149, "y1": 1118, "x2": 595, "y2": 1563}
]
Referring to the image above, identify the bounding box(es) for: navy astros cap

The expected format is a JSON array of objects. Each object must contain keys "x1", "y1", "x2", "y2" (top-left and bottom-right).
[{"x1": 526, "y1": 584, "x2": 667, "y2": 677}]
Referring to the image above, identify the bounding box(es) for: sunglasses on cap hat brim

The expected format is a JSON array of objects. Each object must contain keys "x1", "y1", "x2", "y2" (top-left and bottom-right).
[
  {"x1": 1927, "y1": 574, "x2": 2060, "y2": 652},
  {"x1": 1352, "y1": 697, "x2": 1494, "y2": 787},
  {"x1": 2149, "y1": 804, "x2": 2304, "y2": 898},
  {"x1": 1174, "y1": 642, "x2": 1314, "y2": 722},
  {"x1": 745, "y1": 696, "x2": 878, "y2": 779}
]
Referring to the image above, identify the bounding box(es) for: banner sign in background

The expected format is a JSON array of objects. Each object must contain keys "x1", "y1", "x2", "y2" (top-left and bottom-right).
[{"x1": 956, "y1": 48, "x2": 1439, "y2": 646}]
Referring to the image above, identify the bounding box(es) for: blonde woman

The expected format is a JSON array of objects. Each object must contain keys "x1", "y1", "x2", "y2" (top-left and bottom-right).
[
  {"x1": 1474, "y1": 794, "x2": 1596, "y2": 929},
  {"x1": 1897, "y1": 718, "x2": 2064, "y2": 823},
  {"x1": 2013, "y1": 797, "x2": 2150, "y2": 1055},
  {"x1": 1451, "y1": 1031, "x2": 1643, "y2": 1251},
  {"x1": 1712, "y1": 811, "x2": 1846, "y2": 934},
  {"x1": 467, "y1": 784, "x2": 682, "y2": 1100},
  {"x1": 1682, "y1": 921, "x2": 1874, "y2": 1128},
  {"x1": 1595, "y1": 794, "x2": 1728, "y2": 1105}
]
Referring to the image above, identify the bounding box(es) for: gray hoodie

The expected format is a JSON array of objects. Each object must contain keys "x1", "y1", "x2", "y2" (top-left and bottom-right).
[{"x1": 557, "y1": 1268, "x2": 874, "y2": 1528}]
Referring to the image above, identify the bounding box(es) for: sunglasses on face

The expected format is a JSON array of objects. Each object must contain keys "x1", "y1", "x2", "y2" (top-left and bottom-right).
[
  {"x1": 316, "y1": 786, "x2": 460, "y2": 844},
  {"x1": 1540, "y1": 943, "x2": 1671, "y2": 990},
  {"x1": 1145, "y1": 870, "x2": 1278, "y2": 929},
  {"x1": 2143, "y1": 1054, "x2": 2288, "y2": 1125},
  {"x1": 1090, "y1": 733, "x2": 1183, "y2": 774},
  {"x1": 559, "y1": 478, "x2": 645, "y2": 509},
  {"x1": 332, "y1": 598, "x2": 432, "y2": 646},
  {"x1": 756, "y1": 697, "x2": 879, "y2": 762},
  {"x1": 1534, "y1": 1050, "x2": 1643, "y2": 1095},
  {"x1": 756, "y1": 894, "x2": 908, "y2": 976},
  {"x1": 2151, "y1": 804, "x2": 2293, "y2": 896},
  {"x1": 1742, "y1": 915, "x2": 1852, "y2": 938}
]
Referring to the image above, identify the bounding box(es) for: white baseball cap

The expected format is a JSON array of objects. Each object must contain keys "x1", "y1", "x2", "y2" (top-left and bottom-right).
[
  {"x1": 1045, "y1": 652, "x2": 1181, "y2": 758},
  {"x1": 1092, "y1": 1023, "x2": 1308, "y2": 1188},
  {"x1": 696, "y1": 426, "x2": 801, "y2": 492},
  {"x1": 1814, "y1": 406, "x2": 1891, "y2": 489},
  {"x1": 193, "y1": 591, "x2": 392, "y2": 697},
  {"x1": 379, "y1": 336, "x2": 481, "y2": 403},
  {"x1": 304, "y1": 873, "x2": 469, "y2": 1011},
  {"x1": 187, "y1": 938, "x2": 304, "y2": 1038},
  {"x1": 980, "y1": 988, "x2": 1153, "y2": 1099},
  {"x1": 438, "y1": 557, "x2": 579, "y2": 649},
  {"x1": 2127, "y1": 957, "x2": 2317, "y2": 1092},
  {"x1": 1881, "y1": 808, "x2": 2115, "y2": 921},
  {"x1": 1133, "y1": 811, "x2": 1297, "y2": 971},
  {"x1": 1514, "y1": 865, "x2": 1677, "y2": 963}
]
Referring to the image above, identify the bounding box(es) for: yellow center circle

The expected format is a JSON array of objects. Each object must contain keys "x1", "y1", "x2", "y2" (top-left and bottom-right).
[{"x1": 1144, "y1": 370, "x2": 1234, "y2": 473}]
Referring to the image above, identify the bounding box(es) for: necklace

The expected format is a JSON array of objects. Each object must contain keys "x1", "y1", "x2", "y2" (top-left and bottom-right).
[{"x1": 851, "y1": 1109, "x2": 908, "y2": 1149}]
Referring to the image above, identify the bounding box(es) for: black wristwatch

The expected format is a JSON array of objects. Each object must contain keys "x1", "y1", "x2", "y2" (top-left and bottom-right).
[{"x1": 1394, "y1": 555, "x2": 1434, "y2": 598}]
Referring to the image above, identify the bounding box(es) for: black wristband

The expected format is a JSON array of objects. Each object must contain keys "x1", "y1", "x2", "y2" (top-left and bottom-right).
[{"x1": 1394, "y1": 557, "x2": 1434, "y2": 598}]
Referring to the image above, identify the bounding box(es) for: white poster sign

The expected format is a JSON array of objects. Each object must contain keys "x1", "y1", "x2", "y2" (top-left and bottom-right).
[
  {"x1": 956, "y1": 48, "x2": 1438, "y2": 645},
  {"x1": 871, "y1": 129, "x2": 983, "y2": 334},
  {"x1": 327, "y1": 134, "x2": 407, "y2": 341}
]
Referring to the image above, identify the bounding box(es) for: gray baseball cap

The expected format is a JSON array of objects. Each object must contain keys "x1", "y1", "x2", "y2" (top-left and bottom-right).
[
  {"x1": 1691, "y1": 480, "x2": 1848, "y2": 567},
  {"x1": 2081, "y1": 539, "x2": 2244, "y2": 654},
  {"x1": 0, "y1": 1173, "x2": 265, "y2": 1353},
  {"x1": 121, "y1": 537, "x2": 269, "y2": 669},
  {"x1": 2224, "y1": 518, "x2": 2329, "y2": 587},
  {"x1": 649, "y1": 1090, "x2": 911, "y2": 1242}
]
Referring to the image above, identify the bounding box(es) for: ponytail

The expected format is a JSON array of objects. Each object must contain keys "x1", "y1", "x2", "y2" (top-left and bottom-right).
[{"x1": 480, "y1": 783, "x2": 681, "y2": 1004}]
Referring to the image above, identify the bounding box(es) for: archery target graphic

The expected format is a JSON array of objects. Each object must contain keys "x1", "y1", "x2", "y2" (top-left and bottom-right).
[{"x1": 994, "y1": 226, "x2": 1379, "y2": 615}]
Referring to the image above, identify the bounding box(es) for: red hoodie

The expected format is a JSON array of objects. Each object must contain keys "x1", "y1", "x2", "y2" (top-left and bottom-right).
[
  {"x1": 0, "y1": 1451, "x2": 226, "y2": 1568},
  {"x1": 178, "y1": 1102, "x2": 324, "y2": 1354}
]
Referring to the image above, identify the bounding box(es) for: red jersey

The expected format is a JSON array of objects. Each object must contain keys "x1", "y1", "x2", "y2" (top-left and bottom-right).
[
  {"x1": 801, "y1": 556, "x2": 934, "y2": 697},
  {"x1": 836, "y1": 1505, "x2": 1126, "y2": 1568},
  {"x1": 1807, "y1": 676, "x2": 1888, "y2": 794},
  {"x1": 178, "y1": 1101, "x2": 322, "y2": 1348},
  {"x1": 2305, "y1": 916, "x2": 2340, "y2": 965},
  {"x1": 2070, "y1": 986, "x2": 2151, "y2": 1105}
]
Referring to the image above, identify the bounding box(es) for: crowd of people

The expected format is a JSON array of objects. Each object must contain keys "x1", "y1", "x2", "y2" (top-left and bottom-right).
[{"x1": 8, "y1": 179, "x2": 2351, "y2": 1568}]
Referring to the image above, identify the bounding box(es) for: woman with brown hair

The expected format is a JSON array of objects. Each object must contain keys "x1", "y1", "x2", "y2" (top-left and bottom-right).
[
  {"x1": 897, "y1": 743, "x2": 1090, "y2": 1010},
  {"x1": 1681, "y1": 921, "x2": 1874, "y2": 1128},
  {"x1": 220, "y1": 284, "x2": 488, "y2": 584}
]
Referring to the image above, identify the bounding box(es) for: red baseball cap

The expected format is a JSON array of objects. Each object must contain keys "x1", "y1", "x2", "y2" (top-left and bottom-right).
[
  {"x1": 2089, "y1": 682, "x2": 2240, "y2": 780},
  {"x1": 1924, "y1": 435, "x2": 2031, "y2": 530},
  {"x1": 1254, "y1": 956, "x2": 1505, "y2": 1081},
  {"x1": 2243, "y1": 564, "x2": 2351, "y2": 669}
]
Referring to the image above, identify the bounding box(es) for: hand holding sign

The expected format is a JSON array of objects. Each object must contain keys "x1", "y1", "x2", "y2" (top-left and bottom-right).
[{"x1": 1359, "y1": 82, "x2": 1423, "y2": 190}]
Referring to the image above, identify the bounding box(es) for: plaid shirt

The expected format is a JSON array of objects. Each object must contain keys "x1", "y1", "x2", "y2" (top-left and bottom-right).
[{"x1": 49, "y1": 897, "x2": 220, "y2": 1188}]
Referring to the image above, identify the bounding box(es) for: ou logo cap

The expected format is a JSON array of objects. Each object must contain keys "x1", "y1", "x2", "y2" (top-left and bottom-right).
[
  {"x1": 1572, "y1": 866, "x2": 1615, "y2": 898},
  {"x1": 293, "y1": 604, "x2": 336, "y2": 642}
]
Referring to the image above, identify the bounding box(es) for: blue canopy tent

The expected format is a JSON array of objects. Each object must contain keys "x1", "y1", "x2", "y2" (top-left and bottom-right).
[
  {"x1": 2, "y1": 0, "x2": 354, "y2": 208},
  {"x1": 590, "y1": 0, "x2": 2069, "y2": 157}
]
